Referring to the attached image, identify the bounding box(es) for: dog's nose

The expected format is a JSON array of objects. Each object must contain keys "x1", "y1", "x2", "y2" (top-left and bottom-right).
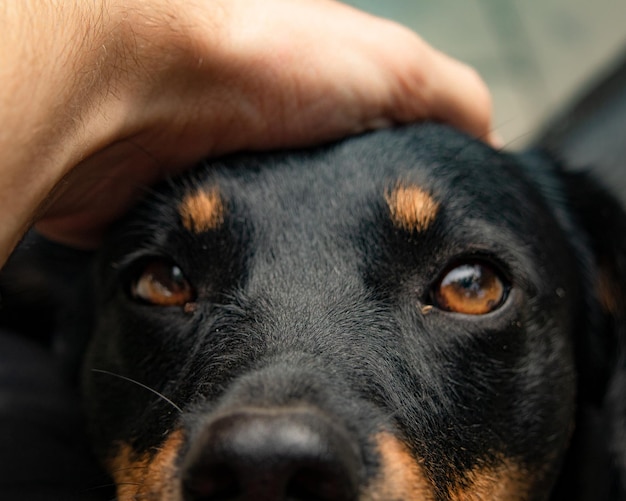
[{"x1": 181, "y1": 408, "x2": 360, "y2": 501}]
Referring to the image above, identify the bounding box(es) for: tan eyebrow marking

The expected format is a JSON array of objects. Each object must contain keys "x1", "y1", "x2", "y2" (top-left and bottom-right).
[
  {"x1": 385, "y1": 183, "x2": 439, "y2": 232},
  {"x1": 179, "y1": 187, "x2": 224, "y2": 233}
]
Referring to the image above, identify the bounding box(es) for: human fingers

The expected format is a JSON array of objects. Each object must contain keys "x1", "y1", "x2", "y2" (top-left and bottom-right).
[{"x1": 35, "y1": 0, "x2": 497, "y2": 248}]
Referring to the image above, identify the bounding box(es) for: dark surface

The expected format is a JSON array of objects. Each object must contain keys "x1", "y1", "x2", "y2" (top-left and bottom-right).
[{"x1": 0, "y1": 330, "x2": 111, "y2": 501}]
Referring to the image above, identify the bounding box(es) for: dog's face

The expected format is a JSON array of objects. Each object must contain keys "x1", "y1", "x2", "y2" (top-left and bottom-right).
[{"x1": 83, "y1": 124, "x2": 625, "y2": 500}]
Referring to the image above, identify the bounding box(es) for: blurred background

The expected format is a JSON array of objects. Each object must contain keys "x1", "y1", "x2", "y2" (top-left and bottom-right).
[{"x1": 344, "y1": 0, "x2": 626, "y2": 149}]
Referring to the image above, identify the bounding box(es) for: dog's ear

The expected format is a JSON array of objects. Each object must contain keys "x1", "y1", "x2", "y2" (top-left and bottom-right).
[
  {"x1": 552, "y1": 170, "x2": 626, "y2": 499},
  {"x1": 533, "y1": 53, "x2": 626, "y2": 499}
]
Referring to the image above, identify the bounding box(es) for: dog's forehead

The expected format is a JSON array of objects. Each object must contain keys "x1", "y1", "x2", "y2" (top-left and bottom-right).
[{"x1": 173, "y1": 124, "x2": 529, "y2": 235}]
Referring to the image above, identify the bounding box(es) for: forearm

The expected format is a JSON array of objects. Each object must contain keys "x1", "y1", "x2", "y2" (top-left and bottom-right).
[
  {"x1": 0, "y1": 0, "x2": 209, "y2": 264},
  {"x1": 0, "y1": 1, "x2": 122, "y2": 264}
]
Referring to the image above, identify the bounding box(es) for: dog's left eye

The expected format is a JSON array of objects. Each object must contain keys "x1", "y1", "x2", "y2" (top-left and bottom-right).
[
  {"x1": 431, "y1": 261, "x2": 509, "y2": 315},
  {"x1": 130, "y1": 259, "x2": 195, "y2": 306}
]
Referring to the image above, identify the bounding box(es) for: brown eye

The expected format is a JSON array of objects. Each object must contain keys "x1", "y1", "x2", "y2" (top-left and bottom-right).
[
  {"x1": 433, "y1": 262, "x2": 508, "y2": 315},
  {"x1": 130, "y1": 260, "x2": 195, "y2": 306}
]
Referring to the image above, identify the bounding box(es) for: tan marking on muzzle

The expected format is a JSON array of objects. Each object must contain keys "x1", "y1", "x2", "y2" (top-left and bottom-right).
[
  {"x1": 179, "y1": 188, "x2": 224, "y2": 233},
  {"x1": 385, "y1": 184, "x2": 439, "y2": 232},
  {"x1": 447, "y1": 459, "x2": 529, "y2": 501},
  {"x1": 362, "y1": 433, "x2": 531, "y2": 501},
  {"x1": 362, "y1": 432, "x2": 434, "y2": 501},
  {"x1": 107, "y1": 430, "x2": 184, "y2": 501}
]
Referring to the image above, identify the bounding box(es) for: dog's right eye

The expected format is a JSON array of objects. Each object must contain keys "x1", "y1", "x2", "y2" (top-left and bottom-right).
[
  {"x1": 129, "y1": 259, "x2": 195, "y2": 306},
  {"x1": 431, "y1": 261, "x2": 509, "y2": 315}
]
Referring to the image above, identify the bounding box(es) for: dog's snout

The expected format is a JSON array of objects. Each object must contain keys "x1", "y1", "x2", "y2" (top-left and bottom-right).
[{"x1": 181, "y1": 408, "x2": 361, "y2": 501}]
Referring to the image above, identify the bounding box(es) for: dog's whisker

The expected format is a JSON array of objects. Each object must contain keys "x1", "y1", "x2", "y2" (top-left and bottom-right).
[
  {"x1": 92, "y1": 368, "x2": 183, "y2": 413},
  {"x1": 82, "y1": 484, "x2": 116, "y2": 492},
  {"x1": 84, "y1": 481, "x2": 140, "y2": 491}
]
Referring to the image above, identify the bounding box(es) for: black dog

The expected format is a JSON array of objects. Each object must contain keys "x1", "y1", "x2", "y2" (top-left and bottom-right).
[{"x1": 77, "y1": 123, "x2": 625, "y2": 500}]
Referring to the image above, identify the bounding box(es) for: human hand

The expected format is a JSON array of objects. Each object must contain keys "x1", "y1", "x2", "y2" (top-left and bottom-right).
[{"x1": 1, "y1": 0, "x2": 494, "y2": 262}]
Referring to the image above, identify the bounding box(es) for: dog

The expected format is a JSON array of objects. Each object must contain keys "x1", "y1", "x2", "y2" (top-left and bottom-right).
[{"x1": 76, "y1": 122, "x2": 625, "y2": 500}]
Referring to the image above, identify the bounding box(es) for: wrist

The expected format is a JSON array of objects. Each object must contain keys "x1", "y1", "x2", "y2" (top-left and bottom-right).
[
  {"x1": 0, "y1": 1, "x2": 132, "y2": 264},
  {"x1": 6, "y1": 0, "x2": 224, "y2": 256}
]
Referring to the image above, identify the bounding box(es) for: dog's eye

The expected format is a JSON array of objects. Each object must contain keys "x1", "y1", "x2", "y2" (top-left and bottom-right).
[
  {"x1": 432, "y1": 262, "x2": 508, "y2": 315},
  {"x1": 130, "y1": 259, "x2": 195, "y2": 306}
]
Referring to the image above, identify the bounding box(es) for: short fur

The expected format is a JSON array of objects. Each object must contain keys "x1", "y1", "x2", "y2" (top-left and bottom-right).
[{"x1": 80, "y1": 124, "x2": 626, "y2": 500}]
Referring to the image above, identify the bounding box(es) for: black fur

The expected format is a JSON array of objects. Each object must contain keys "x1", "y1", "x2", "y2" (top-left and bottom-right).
[{"x1": 79, "y1": 124, "x2": 626, "y2": 499}]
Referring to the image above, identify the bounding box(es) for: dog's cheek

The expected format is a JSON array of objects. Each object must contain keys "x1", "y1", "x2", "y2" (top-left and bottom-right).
[
  {"x1": 361, "y1": 432, "x2": 434, "y2": 501},
  {"x1": 106, "y1": 429, "x2": 184, "y2": 501},
  {"x1": 446, "y1": 461, "x2": 532, "y2": 501},
  {"x1": 362, "y1": 432, "x2": 534, "y2": 501}
]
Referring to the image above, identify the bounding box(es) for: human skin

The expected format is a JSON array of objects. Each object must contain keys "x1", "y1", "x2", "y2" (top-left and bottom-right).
[{"x1": 0, "y1": 0, "x2": 494, "y2": 267}]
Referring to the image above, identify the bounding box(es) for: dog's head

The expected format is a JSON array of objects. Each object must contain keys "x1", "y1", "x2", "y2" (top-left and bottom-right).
[{"x1": 83, "y1": 124, "x2": 626, "y2": 500}]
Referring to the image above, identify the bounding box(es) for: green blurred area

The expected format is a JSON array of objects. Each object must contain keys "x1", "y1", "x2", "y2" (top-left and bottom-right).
[{"x1": 343, "y1": 0, "x2": 626, "y2": 147}]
